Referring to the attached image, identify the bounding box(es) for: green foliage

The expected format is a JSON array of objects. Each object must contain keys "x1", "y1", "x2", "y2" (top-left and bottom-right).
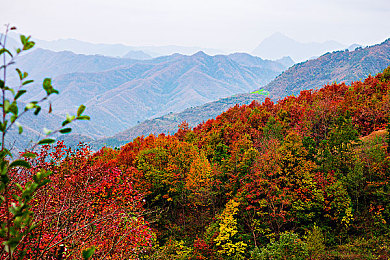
[
  {"x1": 250, "y1": 232, "x2": 308, "y2": 260},
  {"x1": 251, "y1": 89, "x2": 270, "y2": 96},
  {"x1": 262, "y1": 116, "x2": 284, "y2": 141},
  {"x1": 146, "y1": 239, "x2": 194, "y2": 260},
  {"x1": 305, "y1": 224, "x2": 325, "y2": 259},
  {"x1": 318, "y1": 114, "x2": 360, "y2": 175},
  {"x1": 380, "y1": 66, "x2": 390, "y2": 82},
  {"x1": 82, "y1": 246, "x2": 96, "y2": 259}
]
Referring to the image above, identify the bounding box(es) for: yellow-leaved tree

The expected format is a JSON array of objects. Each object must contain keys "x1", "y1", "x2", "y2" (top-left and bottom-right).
[{"x1": 214, "y1": 198, "x2": 247, "y2": 259}]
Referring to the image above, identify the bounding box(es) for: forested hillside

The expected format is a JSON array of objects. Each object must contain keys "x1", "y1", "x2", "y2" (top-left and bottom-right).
[
  {"x1": 93, "y1": 92, "x2": 266, "y2": 148},
  {"x1": 5, "y1": 67, "x2": 390, "y2": 259}
]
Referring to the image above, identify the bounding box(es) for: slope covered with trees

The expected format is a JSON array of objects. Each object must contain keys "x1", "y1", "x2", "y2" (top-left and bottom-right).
[
  {"x1": 108, "y1": 67, "x2": 390, "y2": 259},
  {"x1": 5, "y1": 67, "x2": 389, "y2": 259}
]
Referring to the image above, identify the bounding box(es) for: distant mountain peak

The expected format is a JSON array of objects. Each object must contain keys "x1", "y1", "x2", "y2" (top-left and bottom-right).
[
  {"x1": 122, "y1": 50, "x2": 152, "y2": 60},
  {"x1": 275, "y1": 56, "x2": 295, "y2": 68},
  {"x1": 192, "y1": 51, "x2": 208, "y2": 58},
  {"x1": 229, "y1": 52, "x2": 261, "y2": 59},
  {"x1": 252, "y1": 33, "x2": 346, "y2": 62},
  {"x1": 347, "y1": 43, "x2": 362, "y2": 51}
]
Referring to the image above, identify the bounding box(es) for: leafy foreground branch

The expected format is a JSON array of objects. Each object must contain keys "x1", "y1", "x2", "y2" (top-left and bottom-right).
[{"x1": 0, "y1": 25, "x2": 94, "y2": 259}]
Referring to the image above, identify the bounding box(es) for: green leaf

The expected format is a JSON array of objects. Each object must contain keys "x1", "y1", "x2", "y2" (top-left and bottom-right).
[
  {"x1": 0, "y1": 48, "x2": 13, "y2": 57},
  {"x1": 15, "y1": 90, "x2": 27, "y2": 100},
  {"x1": 0, "y1": 149, "x2": 11, "y2": 160},
  {"x1": 9, "y1": 102, "x2": 18, "y2": 115},
  {"x1": 22, "y1": 152, "x2": 37, "y2": 159},
  {"x1": 9, "y1": 160, "x2": 31, "y2": 169},
  {"x1": 34, "y1": 106, "x2": 41, "y2": 115},
  {"x1": 42, "y1": 78, "x2": 58, "y2": 95},
  {"x1": 62, "y1": 119, "x2": 71, "y2": 127},
  {"x1": 5, "y1": 86, "x2": 15, "y2": 95},
  {"x1": 62, "y1": 114, "x2": 75, "y2": 126},
  {"x1": 0, "y1": 121, "x2": 7, "y2": 132},
  {"x1": 3, "y1": 100, "x2": 10, "y2": 113},
  {"x1": 21, "y1": 35, "x2": 35, "y2": 51},
  {"x1": 20, "y1": 35, "x2": 27, "y2": 45},
  {"x1": 77, "y1": 104, "x2": 86, "y2": 117},
  {"x1": 0, "y1": 80, "x2": 4, "y2": 89},
  {"x1": 24, "y1": 41, "x2": 35, "y2": 51},
  {"x1": 25, "y1": 102, "x2": 37, "y2": 110},
  {"x1": 59, "y1": 128, "x2": 72, "y2": 134},
  {"x1": 82, "y1": 246, "x2": 95, "y2": 260},
  {"x1": 42, "y1": 78, "x2": 52, "y2": 95},
  {"x1": 37, "y1": 139, "x2": 55, "y2": 145},
  {"x1": 16, "y1": 122, "x2": 23, "y2": 134},
  {"x1": 76, "y1": 115, "x2": 90, "y2": 121},
  {"x1": 43, "y1": 128, "x2": 52, "y2": 135},
  {"x1": 22, "y1": 79, "x2": 34, "y2": 86},
  {"x1": 15, "y1": 68, "x2": 23, "y2": 80}
]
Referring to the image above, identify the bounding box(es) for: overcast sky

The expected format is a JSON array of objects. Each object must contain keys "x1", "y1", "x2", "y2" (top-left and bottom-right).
[{"x1": 1, "y1": 0, "x2": 389, "y2": 52}]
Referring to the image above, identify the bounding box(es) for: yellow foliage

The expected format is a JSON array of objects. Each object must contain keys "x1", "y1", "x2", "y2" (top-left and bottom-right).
[
  {"x1": 214, "y1": 199, "x2": 247, "y2": 258},
  {"x1": 341, "y1": 207, "x2": 354, "y2": 228}
]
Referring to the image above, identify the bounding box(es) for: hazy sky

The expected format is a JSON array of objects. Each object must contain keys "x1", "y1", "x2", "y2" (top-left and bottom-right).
[{"x1": 1, "y1": 0, "x2": 389, "y2": 52}]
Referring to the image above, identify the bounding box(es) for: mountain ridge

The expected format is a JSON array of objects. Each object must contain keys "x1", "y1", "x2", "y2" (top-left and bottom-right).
[{"x1": 263, "y1": 38, "x2": 390, "y2": 99}]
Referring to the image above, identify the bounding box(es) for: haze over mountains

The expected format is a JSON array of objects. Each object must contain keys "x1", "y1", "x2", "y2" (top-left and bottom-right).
[
  {"x1": 34, "y1": 37, "x2": 226, "y2": 58},
  {"x1": 6, "y1": 40, "x2": 290, "y2": 150},
  {"x1": 123, "y1": 50, "x2": 152, "y2": 60},
  {"x1": 252, "y1": 32, "x2": 351, "y2": 62},
  {"x1": 7, "y1": 32, "x2": 355, "y2": 63}
]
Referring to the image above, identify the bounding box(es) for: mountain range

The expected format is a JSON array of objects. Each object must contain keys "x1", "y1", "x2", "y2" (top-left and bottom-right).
[
  {"x1": 6, "y1": 47, "x2": 289, "y2": 151},
  {"x1": 49, "y1": 51, "x2": 287, "y2": 137}
]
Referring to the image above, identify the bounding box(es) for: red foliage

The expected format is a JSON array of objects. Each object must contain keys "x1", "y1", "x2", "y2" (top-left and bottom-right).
[{"x1": 9, "y1": 142, "x2": 155, "y2": 259}]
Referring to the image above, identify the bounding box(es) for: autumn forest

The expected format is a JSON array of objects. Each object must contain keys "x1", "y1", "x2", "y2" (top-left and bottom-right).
[{"x1": 2, "y1": 64, "x2": 390, "y2": 259}]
